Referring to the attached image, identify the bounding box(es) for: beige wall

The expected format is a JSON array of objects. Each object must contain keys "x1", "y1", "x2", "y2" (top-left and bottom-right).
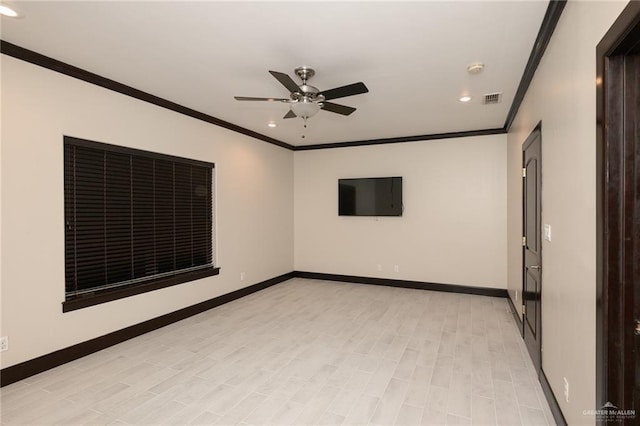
[
  {"x1": 295, "y1": 135, "x2": 507, "y2": 289},
  {"x1": 506, "y1": 1, "x2": 628, "y2": 424},
  {"x1": 0, "y1": 56, "x2": 294, "y2": 368}
]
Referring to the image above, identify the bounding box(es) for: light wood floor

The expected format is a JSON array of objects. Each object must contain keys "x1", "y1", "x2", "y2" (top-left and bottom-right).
[{"x1": 0, "y1": 278, "x2": 554, "y2": 425}]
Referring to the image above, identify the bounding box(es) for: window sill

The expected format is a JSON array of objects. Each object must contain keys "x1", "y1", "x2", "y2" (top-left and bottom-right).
[{"x1": 62, "y1": 267, "x2": 220, "y2": 312}]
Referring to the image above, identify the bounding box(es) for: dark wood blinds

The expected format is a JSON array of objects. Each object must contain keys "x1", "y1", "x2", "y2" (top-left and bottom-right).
[{"x1": 64, "y1": 136, "x2": 214, "y2": 301}]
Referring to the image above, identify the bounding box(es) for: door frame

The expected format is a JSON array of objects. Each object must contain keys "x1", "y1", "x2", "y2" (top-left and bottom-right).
[
  {"x1": 522, "y1": 121, "x2": 543, "y2": 374},
  {"x1": 596, "y1": 1, "x2": 640, "y2": 421}
]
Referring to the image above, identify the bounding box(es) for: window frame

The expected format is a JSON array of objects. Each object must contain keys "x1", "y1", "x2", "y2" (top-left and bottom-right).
[{"x1": 62, "y1": 136, "x2": 219, "y2": 313}]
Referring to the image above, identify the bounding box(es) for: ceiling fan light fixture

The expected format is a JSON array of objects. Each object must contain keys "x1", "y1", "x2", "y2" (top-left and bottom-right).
[{"x1": 289, "y1": 97, "x2": 321, "y2": 119}]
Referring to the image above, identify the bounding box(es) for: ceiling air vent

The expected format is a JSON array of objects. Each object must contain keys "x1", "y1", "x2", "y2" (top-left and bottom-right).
[{"x1": 482, "y1": 92, "x2": 502, "y2": 105}]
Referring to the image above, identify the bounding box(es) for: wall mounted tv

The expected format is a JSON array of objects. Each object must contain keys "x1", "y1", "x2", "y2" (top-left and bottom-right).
[{"x1": 339, "y1": 177, "x2": 403, "y2": 217}]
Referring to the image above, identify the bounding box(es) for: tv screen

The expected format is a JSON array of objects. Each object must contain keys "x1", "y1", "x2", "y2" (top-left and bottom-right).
[{"x1": 339, "y1": 177, "x2": 403, "y2": 216}]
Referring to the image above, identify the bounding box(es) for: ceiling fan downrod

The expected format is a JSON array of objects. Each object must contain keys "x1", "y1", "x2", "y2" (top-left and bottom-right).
[{"x1": 294, "y1": 66, "x2": 314, "y2": 86}]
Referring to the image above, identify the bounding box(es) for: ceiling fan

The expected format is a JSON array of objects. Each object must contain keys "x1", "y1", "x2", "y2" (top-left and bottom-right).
[{"x1": 234, "y1": 67, "x2": 369, "y2": 121}]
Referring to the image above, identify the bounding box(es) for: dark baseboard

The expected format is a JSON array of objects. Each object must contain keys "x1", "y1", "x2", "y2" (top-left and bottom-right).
[
  {"x1": 293, "y1": 271, "x2": 508, "y2": 298},
  {"x1": 0, "y1": 271, "x2": 295, "y2": 387},
  {"x1": 540, "y1": 368, "x2": 568, "y2": 426},
  {"x1": 506, "y1": 292, "x2": 523, "y2": 333}
]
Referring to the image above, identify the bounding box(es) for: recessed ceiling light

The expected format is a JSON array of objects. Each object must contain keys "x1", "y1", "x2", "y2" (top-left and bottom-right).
[
  {"x1": 267, "y1": 122, "x2": 277, "y2": 128},
  {"x1": 0, "y1": 3, "x2": 23, "y2": 18},
  {"x1": 459, "y1": 96, "x2": 472, "y2": 103}
]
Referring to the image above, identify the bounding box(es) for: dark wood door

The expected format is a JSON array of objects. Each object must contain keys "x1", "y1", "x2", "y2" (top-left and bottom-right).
[
  {"x1": 606, "y1": 50, "x2": 640, "y2": 422},
  {"x1": 596, "y1": 3, "x2": 640, "y2": 422},
  {"x1": 522, "y1": 124, "x2": 542, "y2": 372},
  {"x1": 630, "y1": 51, "x2": 640, "y2": 420}
]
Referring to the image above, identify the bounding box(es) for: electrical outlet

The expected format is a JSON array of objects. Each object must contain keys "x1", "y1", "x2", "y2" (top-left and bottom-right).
[
  {"x1": 0, "y1": 336, "x2": 8, "y2": 352},
  {"x1": 377, "y1": 264, "x2": 382, "y2": 272},
  {"x1": 394, "y1": 265, "x2": 399, "y2": 273},
  {"x1": 563, "y1": 377, "x2": 569, "y2": 402},
  {"x1": 240, "y1": 272, "x2": 245, "y2": 281}
]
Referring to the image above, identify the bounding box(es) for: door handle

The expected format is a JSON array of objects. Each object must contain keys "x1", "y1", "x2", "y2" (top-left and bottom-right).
[
  {"x1": 529, "y1": 265, "x2": 541, "y2": 271},
  {"x1": 635, "y1": 320, "x2": 640, "y2": 336}
]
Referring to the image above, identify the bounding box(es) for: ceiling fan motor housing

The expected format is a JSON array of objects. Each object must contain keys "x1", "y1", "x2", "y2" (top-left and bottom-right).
[{"x1": 298, "y1": 86, "x2": 324, "y2": 102}]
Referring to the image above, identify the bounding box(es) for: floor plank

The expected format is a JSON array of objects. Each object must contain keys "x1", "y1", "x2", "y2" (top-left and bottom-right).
[{"x1": 0, "y1": 279, "x2": 554, "y2": 425}]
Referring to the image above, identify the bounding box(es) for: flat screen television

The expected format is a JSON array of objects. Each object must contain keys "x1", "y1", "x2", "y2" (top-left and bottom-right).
[{"x1": 339, "y1": 177, "x2": 403, "y2": 216}]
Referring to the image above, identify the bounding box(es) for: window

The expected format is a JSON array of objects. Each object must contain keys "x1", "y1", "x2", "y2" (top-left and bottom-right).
[{"x1": 63, "y1": 136, "x2": 218, "y2": 312}]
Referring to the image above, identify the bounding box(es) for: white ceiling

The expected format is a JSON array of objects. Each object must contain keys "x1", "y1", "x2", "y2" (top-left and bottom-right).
[{"x1": 1, "y1": 1, "x2": 549, "y2": 147}]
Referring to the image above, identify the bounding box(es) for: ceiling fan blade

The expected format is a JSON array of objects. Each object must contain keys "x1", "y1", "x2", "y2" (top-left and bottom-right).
[
  {"x1": 234, "y1": 96, "x2": 289, "y2": 102},
  {"x1": 269, "y1": 71, "x2": 301, "y2": 94},
  {"x1": 320, "y1": 82, "x2": 369, "y2": 101},
  {"x1": 321, "y1": 102, "x2": 356, "y2": 116},
  {"x1": 283, "y1": 110, "x2": 297, "y2": 119}
]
